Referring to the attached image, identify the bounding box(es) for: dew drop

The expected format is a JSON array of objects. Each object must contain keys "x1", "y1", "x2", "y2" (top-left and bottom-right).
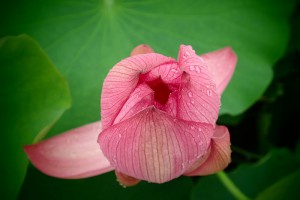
[
  {"x1": 191, "y1": 126, "x2": 195, "y2": 130},
  {"x1": 112, "y1": 156, "x2": 117, "y2": 164},
  {"x1": 189, "y1": 65, "x2": 195, "y2": 71},
  {"x1": 188, "y1": 92, "x2": 193, "y2": 97},
  {"x1": 171, "y1": 68, "x2": 178, "y2": 73},
  {"x1": 198, "y1": 127, "x2": 202, "y2": 132},
  {"x1": 118, "y1": 134, "x2": 122, "y2": 138},
  {"x1": 191, "y1": 100, "x2": 194, "y2": 104},
  {"x1": 206, "y1": 89, "x2": 212, "y2": 96},
  {"x1": 195, "y1": 66, "x2": 201, "y2": 73},
  {"x1": 185, "y1": 51, "x2": 190, "y2": 56}
]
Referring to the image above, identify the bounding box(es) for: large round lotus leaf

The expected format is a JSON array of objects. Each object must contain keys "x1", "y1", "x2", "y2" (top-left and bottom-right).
[
  {"x1": 0, "y1": 0, "x2": 294, "y2": 135},
  {"x1": 0, "y1": 35, "x2": 71, "y2": 200}
]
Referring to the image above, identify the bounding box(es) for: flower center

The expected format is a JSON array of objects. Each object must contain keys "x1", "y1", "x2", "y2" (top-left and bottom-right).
[{"x1": 146, "y1": 77, "x2": 171, "y2": 105}]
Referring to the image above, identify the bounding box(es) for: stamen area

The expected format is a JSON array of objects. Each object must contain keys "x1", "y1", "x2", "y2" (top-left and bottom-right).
[{"x1": 146, "y1": 77, "x2": 171, "y2": 105}]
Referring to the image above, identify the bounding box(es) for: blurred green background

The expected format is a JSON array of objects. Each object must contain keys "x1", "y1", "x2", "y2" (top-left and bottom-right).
[{"x1": 0, "y1": 0, "x2": 299, "y2": 199}]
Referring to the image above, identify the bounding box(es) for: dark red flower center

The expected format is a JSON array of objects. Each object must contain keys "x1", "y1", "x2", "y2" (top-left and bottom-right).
[{"x1": 146, "y1": 77, "x2": 171, "y2": 105}]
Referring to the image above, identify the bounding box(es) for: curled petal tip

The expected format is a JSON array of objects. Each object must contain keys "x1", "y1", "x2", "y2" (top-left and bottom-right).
[{"x1": 184, "y1": 125, "x2": 231, "y2": 176}]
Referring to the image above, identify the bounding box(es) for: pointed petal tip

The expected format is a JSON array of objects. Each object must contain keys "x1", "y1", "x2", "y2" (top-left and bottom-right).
[
  {"x1": 201, "y1": 46, "x2": 237, "y2": 95},
  {"x1": 179, "y1": 44, "x2": 194, "y2": 54},
  {"x1": 221, "y1": 46, "x2": 238, "y2": 62},
  {"x1": 24, "y1": 121, "x2": 114, "y2": 179},
  {"x1": 130, "y1": 44, "x2": 154, "y2": 56}
]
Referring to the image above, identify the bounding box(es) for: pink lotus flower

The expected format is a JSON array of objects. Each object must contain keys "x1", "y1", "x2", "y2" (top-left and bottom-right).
[{"x1": 24, "y1": 44, "x2": 237, "y2": 186}]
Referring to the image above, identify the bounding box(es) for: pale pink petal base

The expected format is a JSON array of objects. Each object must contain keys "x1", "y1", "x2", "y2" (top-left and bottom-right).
[
  {"x1": 184, "y1": 125, "x2": 231, "y2": 176},
  {"x1": 201, "y1": 47, "x2": 237, "y2": 95},
  {"x1": 24, "y1": 121, "x2": 114, "y2": 179}
]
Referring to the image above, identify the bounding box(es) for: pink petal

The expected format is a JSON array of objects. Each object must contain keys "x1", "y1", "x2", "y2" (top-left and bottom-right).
[
  {"x1": 98, "y1": 107, "x2": 214, "y2": 183},
  {"x1": 113, "y1": 83, "x2": 154, "y2": 124},
  {"x1": 24, "y1": 122, "x2": 114, "y2": 179},
  {"x1": 201, "y1": 47, "x2": 237, "y2": 95},
  {"x1": 130, "y1": 44, "x2": 154, "y2": 56},
  {"x1": 101, "y1": 53, "x2": 176, "y2": 129},
  {"x1": 184, "y1": 125, "x2": 231, "y2": 176},
  {"x1": 177, "y1": 45, "x2": 220, "y2": 125}
]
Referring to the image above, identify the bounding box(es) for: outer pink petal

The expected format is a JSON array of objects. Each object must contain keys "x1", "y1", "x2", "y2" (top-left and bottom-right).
[
  {"x1": 200, "y1": 47, "x2": 237, "y2": 95},
  {"x1": 130, "y1": 44, "x2": 154, "y2": 56},
  {"x1": 101, "y1": 53, "x2": 176, "y2": 129},
  {"x1": 177, "y1": 45, "x2": 220, "y2": 125},
  {"x1": 24, "y1": 122, "x2": 114, "y2": 179},
  {"x1": 98, "y1": 107, "x2": 214, "y2": 183},
  {"x1": 184, "y1": 125, "x2": 231, "y2": 176}
]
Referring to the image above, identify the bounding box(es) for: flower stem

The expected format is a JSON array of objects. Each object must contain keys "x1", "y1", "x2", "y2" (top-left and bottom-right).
[{"x1": 216, "y1": 171, "x2": 251, "y2": 200}]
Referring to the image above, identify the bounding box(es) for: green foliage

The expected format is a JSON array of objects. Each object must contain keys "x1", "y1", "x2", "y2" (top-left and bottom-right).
[
  {"x1": 0, "y1": 0, "x2": 294, "y2": 137},
  {"x1": 0, "y1": 35, "x2": 71, "y2": 200},
  {"x1": 0, "y1": 0, "x2": 299, "y2": 199},
  {"x1": 19, "y1": 169, "x2": 193, "y2": 200},
  {"x1": 191, "y1": 149, "x2": 300, "y2": 200},
  {"x1": 255, "y1": 169, "x2": 300, "y2": 200}
]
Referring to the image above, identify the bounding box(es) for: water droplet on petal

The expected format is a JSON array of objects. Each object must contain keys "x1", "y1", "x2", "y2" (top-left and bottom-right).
[
  {"x1": 185, "y1": 51, "x2": 190, "y2": 56},
  {"x1": 206, "y1": 89, "x2": 212, "y2": 96},
  {"x1": 198, "y1": 127, "x2": 202, "y2": 132},
  {"x1": 118, "y1": 134, "x2": 122, "y2": 138},
  {"x1": 188, "y1": 92, "x2": 193, "y2": 97},
  {"x1": 189, "y1": 65, "x2": 195, "y2": 71},
  {"x1": 171, "y1": 68, "x2": 178, "y2": 73},
  {"x1": 191, "y1": 126, "x2": 195, "y2": 130},
  {"x1": 191, "y1": 100, "x2": 194, "y2": 104},
  {"x1": 195, "y1": 66, "x2": 201, "y2": 73}
]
